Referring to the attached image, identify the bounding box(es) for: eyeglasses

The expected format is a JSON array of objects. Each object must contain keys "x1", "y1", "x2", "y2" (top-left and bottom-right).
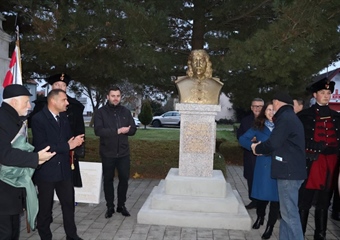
[{"x1": 251, "y1": 105, "x2": 263, "y2": 108}]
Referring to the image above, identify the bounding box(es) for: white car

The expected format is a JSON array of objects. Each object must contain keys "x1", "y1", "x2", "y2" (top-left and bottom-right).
[
  {"x1": 151, "y1": 111, "x2": 181, "y2": 127},
  {"x1": 134, "y1": 117, "x2": 141, "y2": 127}
]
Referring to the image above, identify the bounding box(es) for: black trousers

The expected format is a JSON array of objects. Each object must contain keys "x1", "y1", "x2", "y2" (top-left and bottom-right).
[
  {"x1": 247, "y1": 178, "x2": 255, "y2": 201},
  {"x1": 72, "y1": 155, "x2": 83, "y2": 188},
  {"x1": 0, "y1": 214, "x2": 20, "y2": 240},
  {"x1": 299, "y1": 184, "x2": 331, "y2": 210},
  {"x1": 256, "y1": 200, "x2": 280, "y2": 226},
  {"x1": 102, "y1": 155, "x2": 130, "y2": 208},
  {"x1": 245, "y1": 155, "x2": 257, "y2": 201},
  {"x1": 331, "y1": 184, "x2": 340, "y2": 213},
  {"x1": 331, "y1": 166, "x2": 340, "y2": 213},
  {"x1": 35, "y1": 179, "x2": 78, "y2": 240}
]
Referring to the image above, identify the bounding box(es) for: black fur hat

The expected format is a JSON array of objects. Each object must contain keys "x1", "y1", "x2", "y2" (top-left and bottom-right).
[
  {"x1": 47, "y1": 73, "x2": 71, "y2": 86},
  {"x1": 307, "y1": 77, "x2": 335, "y2": 93}
]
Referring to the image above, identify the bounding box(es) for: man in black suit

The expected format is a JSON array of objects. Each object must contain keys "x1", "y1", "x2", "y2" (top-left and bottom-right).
[
  {"x1": 237, "y1": 97, "x2": 264, "y2": 209},
  {"x1": 30, "y1": 73, "x2": 85, "y2": 187},
  {"x1": 31, "y1": 89, "x2": 84, "y2": 240},
  {"x1": 0, "y1": 84, "x2": 55, "y2": 240}
]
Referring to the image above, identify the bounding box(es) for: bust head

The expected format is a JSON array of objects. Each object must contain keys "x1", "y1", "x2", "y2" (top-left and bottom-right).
[
  {"x1": 175, "y1": 49, "x2": 223, "y2": 104},
  {"x1": 186, "y1": 49, "x2": 212, "y2": 80}
]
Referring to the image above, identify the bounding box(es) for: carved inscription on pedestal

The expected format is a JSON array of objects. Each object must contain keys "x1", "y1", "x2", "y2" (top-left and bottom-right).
[{"x1": 182, "y1": 121, "x2": 211, "y2": 153}]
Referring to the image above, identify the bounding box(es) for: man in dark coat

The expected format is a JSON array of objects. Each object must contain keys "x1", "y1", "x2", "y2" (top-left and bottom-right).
[
  {"x1": 0, "y1": 84, "x2": 54, "y2": 240},
  {"x1": 29, "y1": 73, "x2": 85, "y2": 187},
  {"x1": 237, "y1": 97, "x2": 264, "y2": 209},
  {"x1": 251, "y1": 92, "x2": 307, "y2": 240},
  {"x1": 94, "y1": 86, "x2": 137, "y2": 218},
  {"x1": 298, "y1": 77, "x2": 340, "y2": 240},
  {"x1": 31, "y1": 89, "x2": 84, "y2": 240}
]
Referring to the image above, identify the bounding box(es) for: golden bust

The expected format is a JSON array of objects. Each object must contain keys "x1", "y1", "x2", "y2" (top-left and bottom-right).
[{"x1": 175, "y1": 49, "x2": 223, "y2": 105}]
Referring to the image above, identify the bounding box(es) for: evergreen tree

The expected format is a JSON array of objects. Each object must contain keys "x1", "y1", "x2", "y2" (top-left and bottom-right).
[
  {"x1": 149, "y1": 100, "x2": 164, "y2": 116},
  {"x1": 2, "y1": 0, "x2": 340, "y2": 110},
  {"x1": 138, "y1": 100, "x2": 153, "y2": 129}
]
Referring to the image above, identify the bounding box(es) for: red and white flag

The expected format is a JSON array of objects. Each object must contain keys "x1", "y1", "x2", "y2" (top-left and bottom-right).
[{"x1": 3, "y1": 40, "x2": 22, "y2": 87}]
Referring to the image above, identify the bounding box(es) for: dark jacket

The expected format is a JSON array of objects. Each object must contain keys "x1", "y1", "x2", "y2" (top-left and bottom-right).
[
  {"x1": 298, "y1": 104, "x2": 340, "y2": 190},
  {"x1": 94, "y1": 103, "x2": 137, "y2": 158},
  {"x1": 31, "y1": 106, "x2": 73, "y2": 182},
  {"x1": 297, "y1": 104, "x2": 340, "y2": 161},
  {"x1": 29, "y1": 95, "x2": 85, "y2": 186},
  {"x1": 30, "y1": 95, "x2": 85, "y2": 136},
  {"x1": 237, "y1": 113, "x2": 257, "y2": 179},
  {"x1": 0, "y1": 102, "x2": 39, "y2": 215},
  {"x1": 255, "y1": 105, "x2": 307, "y2": 180}
]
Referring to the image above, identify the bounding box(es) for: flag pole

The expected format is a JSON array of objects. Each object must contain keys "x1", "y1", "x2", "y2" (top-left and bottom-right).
[
  {"x1": 2, "y1": 25, "x2": 23, "y2": 87},
  {"x1": 15, "y1": 26, "x2": 22, "y2": 81},
  {"x1": 14, "y1": 26, "x2": 31, "y2": 233}
]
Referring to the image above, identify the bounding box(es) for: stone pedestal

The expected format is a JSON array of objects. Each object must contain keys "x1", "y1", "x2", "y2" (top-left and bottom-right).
[
  {"x1": 137, "y1": 103, "x2": 251, "y2": 230},
  {"x1": 176, "y1": 103, "x2": 220, "y2": 177}
]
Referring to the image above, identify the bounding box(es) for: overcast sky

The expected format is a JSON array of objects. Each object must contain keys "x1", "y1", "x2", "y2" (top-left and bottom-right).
[{"x1": 320, "y1": 61, "x2": 340, "y2": 74}]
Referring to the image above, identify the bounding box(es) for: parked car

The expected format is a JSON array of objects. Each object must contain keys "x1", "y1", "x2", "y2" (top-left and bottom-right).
[
  {"x1": 151, "y1": 111, "x2": 181, "y2": 127},
  {"x1": 134, "y1": 117, "x2": 141, "y2": 127}
]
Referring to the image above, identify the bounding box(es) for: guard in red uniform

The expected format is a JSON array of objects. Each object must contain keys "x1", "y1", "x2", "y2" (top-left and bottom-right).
[{"x1": 298, "y1": 77, "x2": 340, "y2": 240}]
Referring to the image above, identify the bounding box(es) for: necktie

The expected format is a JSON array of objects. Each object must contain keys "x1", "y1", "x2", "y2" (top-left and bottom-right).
[{"x1": 56, "y1": 115, "x2": 61, "y2": 127}]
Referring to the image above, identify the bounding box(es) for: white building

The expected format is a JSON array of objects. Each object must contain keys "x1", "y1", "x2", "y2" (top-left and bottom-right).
[
  {"x1": 174, "y1": 93, "x2": 235, "y2": 121},
  {"x1": 215, "y1": 92, "x2": 235, "y2": 121}
]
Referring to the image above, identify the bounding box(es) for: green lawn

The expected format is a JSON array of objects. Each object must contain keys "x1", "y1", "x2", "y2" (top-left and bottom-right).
[
  {"x1": 86, "y1": 125, "x2": 236, "y2": 141},
  {"x1": 29, "y1": 125, "x2": 242, "y2": 178},
  {"x1": 83, "y1": 126, "x2": 242, "y2": 178}
]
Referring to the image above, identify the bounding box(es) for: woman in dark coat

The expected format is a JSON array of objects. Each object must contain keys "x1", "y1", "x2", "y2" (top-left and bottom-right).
[{"x1": 239, "y1": 102, "x2": 279, "y2": 239}]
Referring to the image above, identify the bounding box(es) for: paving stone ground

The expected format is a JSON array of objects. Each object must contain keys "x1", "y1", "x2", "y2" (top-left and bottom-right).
[{"x1": 19, "y1": 165, "x2": 340, "y2": 240}]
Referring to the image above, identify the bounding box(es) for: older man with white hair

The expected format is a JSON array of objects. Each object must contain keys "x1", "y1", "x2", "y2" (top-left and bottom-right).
[{"x1": 0, "y1": 84, "x2": 55, "y2": 240}]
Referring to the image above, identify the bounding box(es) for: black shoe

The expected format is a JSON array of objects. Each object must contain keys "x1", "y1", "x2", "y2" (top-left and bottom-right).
[
  {"x1": 331, "y1": 211, "x2": 340, "y2": 221},
  {"x1": 261, "y1": 225, "x2": 274, "y2": 239},
  {"x1": 245, "y1": 201, "x2": 257, "y2": 209},
  {"x1": 105, "y1": 207, "x2": 115, "y2": 218},
  {"x1": 66, "y1": 237, "x2": 83, "y2": 240},
  {"x1": 117, "y1": 206, "x2": 131, "y2": 217},
  {"x1": 252, "y1": 216, "x2": 264, "y2": 229}
]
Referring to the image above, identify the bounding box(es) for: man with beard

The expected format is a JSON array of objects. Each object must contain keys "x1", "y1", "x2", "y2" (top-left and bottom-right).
[{"x1": 94, "y1": 86, "x2": 137, "y2": 218}]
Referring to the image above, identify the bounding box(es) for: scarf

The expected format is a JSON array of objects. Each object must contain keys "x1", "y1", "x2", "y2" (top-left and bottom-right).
[
  {"x1": 0, "y1": 123, "x2": 38, "y2": 231},
  {"x1": 265, "y1": 120, "x2": 275, "y2": 132}
]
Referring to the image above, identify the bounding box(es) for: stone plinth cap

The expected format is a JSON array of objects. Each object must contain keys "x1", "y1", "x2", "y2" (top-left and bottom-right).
[{"x1": 175, "y1": 103, "x2": 221, "y2": 112}]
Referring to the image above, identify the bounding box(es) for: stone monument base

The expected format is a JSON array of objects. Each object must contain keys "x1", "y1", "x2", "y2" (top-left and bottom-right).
[{"x1": 137, "y1": 168, "x2": 251, "y2": 230}]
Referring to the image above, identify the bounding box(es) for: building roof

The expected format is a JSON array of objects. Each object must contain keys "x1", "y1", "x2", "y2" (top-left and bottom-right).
[{"x1": 314, "y1": 67, "x2": 340, "y2": 82}]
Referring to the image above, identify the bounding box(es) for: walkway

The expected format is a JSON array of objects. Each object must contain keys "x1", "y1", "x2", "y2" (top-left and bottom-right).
[{"x1": 19, "y1": 165, "x2": 340, "y2": 239}]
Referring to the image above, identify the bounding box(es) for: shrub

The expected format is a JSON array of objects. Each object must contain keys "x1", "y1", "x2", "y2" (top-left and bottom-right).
[
  {"x1": 216, "y1": 118, "x2": 235, "y2": 124},
  {"x1": 138, "y1": 100, "x2": 153, "y2": 128}
]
